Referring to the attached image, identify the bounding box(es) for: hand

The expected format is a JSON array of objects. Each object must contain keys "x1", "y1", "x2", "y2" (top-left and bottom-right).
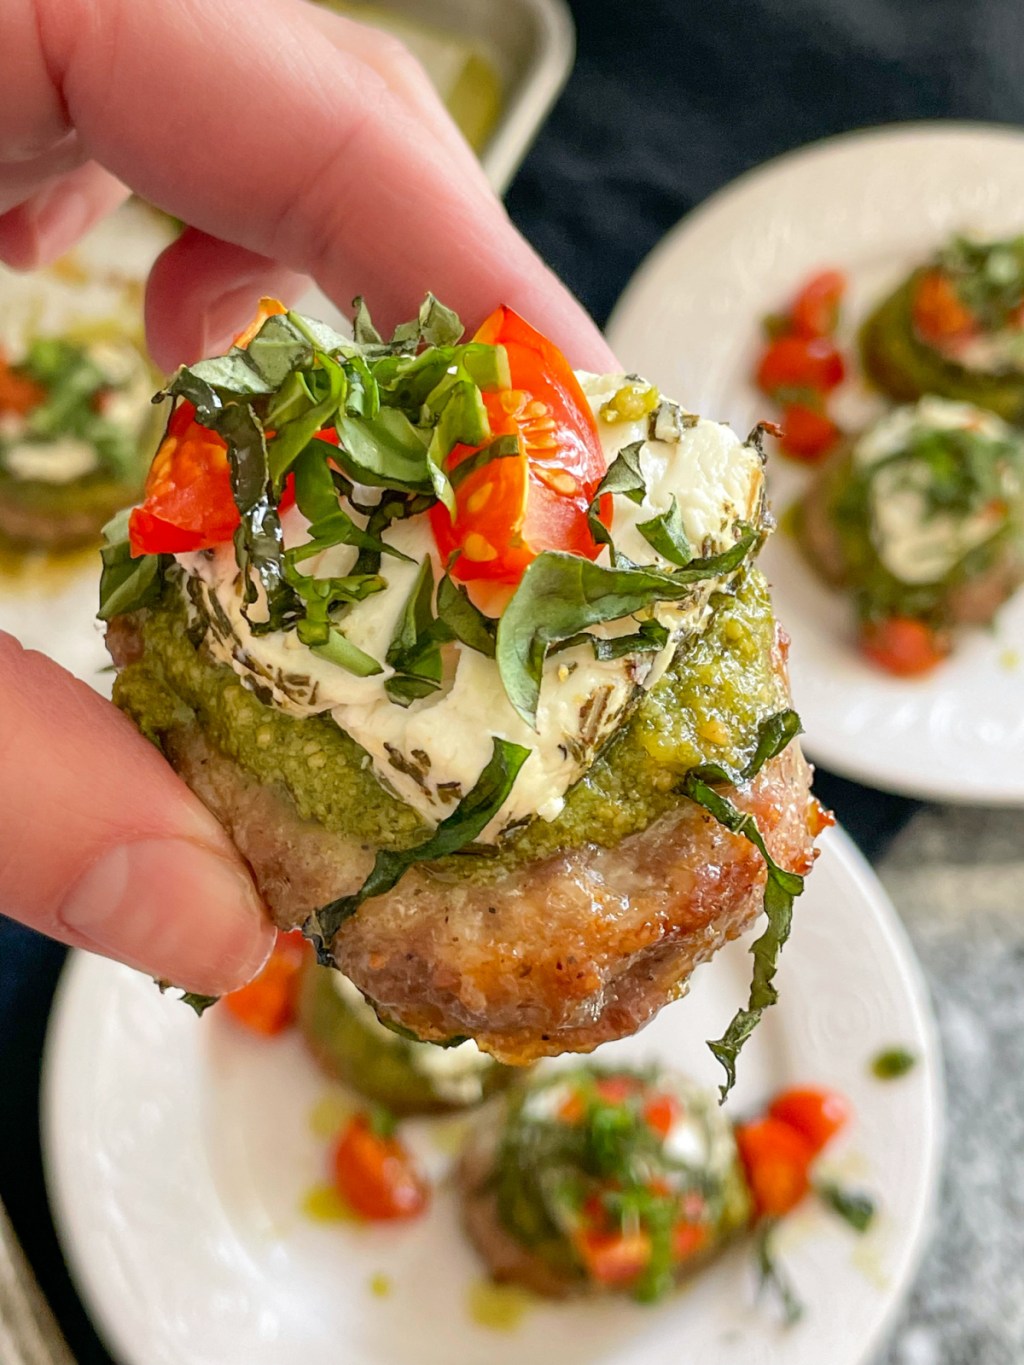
[{"x1": 0, "y1": 0, "x2": 615, "y2": 994}]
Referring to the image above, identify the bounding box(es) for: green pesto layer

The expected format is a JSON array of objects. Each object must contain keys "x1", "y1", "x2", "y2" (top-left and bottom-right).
[{"x1": 113, "y1": 567, "x2": 786, "y2": 874}]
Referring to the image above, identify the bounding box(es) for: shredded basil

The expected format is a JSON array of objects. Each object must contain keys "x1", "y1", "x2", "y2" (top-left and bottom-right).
[
  {"x1": 155, "y1": 979, "x2": 220, "y2": 1016},
  {"x1": 755, "y1": 1220, "x2": 804, "y2": 1326},
  {"x1": 435, "y1": 572, "x2": 497, "y2": 657},
  {"x1": 871, "y1": 1046, "x2": 917, "y2": 1080},
  {"x1": 303, "y1": 736, "x2": 531, "y2": 962},
  {"x1": 98, "y1": 509, "x2": 168, "y2": 620},
  {"x1": 495, "y1": 529, "x2": 759, "y2": 729},
  {"x1": 678, "y1": 708, "x2": 805, "y2": 1100},
  {"x1": 385, "y1": 558, "x2": 444, "y2": 705},
  {"x1": 636, "y1": 495, "x2": 692, "y2": 567},
  {"x1": 816, "y1": 1180, "x2": 876, "y2": 1233}
]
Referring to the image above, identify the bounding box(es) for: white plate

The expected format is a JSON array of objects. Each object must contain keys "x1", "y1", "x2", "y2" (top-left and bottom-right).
[
  {"x1": 607, "y1": 122, "x2": 1024, "y2": 804},
  {"x1": 42, "y1": 827, "x2": 942, "y2": 1365}
]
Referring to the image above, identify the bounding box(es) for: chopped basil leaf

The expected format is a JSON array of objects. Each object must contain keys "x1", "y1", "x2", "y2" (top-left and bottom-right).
[
  {"x1": 755, "y1": 1220, "x2": 804, "y2": 1326},
  {"x1": 334, "y1": 409, "x2": 434, "y2": 491},
  {"x1": 181, "y1": 992, "x2": 220, "y2": 1017},
  {"x1": 385, "y1": 558, "x2": 444, "y2": 705},
  {"x1": 351, "y1": 295, "x2": 384, "y2": 346},
  {"x1": 303, "y1": 737, "x2": 531, "y2": 960},
  {"x1": 871, "y1": 1047, "x2": 917, "y2": 1080},
  {"x1": 436, "y1": 573, "x2": 497, "y2": 657},
  {"x1": 266, "y1": 353, "x2": 346, "y2": 486},
  {"x1": 594, "y1": 440, "x2": 647, "y2": 504},
  {"x1": 289, "y1": 442, "x2": 405, "y2": 562},
  {"x1": 156, "y1": 979, "x2": 219, "y2": 1016},
  {"x1": 98, "y1": 509, "x2": 167, "y2": 620},
  {"x1": 304, "y1": 624, "x2": 383, "y2": 676},
  {"x1": 495, "y1": 530, "x2": 758, "y2": 728},
  {"x1": 636, "y1": 495, "x2": 692, "y2": 567},
  {"x1": 816, "y1": 1181, "x2": 877, "y2": 1233},
  {"x1": 678, "y1": 707, "x2": 804, "y2": 1099},
  {"x1": 650, "y1": 400, "x2": 698, "y2": 443}
]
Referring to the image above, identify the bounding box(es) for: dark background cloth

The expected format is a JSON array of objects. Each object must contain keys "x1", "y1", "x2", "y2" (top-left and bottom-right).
[{"x1": 5, "y1": 0, "x2": 1021, "y2": 1358}]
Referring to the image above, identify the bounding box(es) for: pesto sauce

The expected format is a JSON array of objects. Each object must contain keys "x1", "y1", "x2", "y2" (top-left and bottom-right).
[{"x1": 113, "y1": 568, "x2": 784, "y2": 870}]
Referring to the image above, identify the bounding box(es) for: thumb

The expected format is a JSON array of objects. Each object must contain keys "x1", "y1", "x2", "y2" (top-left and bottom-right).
[{"x1": 0, "y1": 632, "x2": 273, "y2": 994}]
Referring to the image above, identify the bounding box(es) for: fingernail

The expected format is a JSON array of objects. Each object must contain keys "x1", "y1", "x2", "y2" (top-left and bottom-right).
[{"x1": 59, "y1": 838, "x2": 274, "y2": 994}]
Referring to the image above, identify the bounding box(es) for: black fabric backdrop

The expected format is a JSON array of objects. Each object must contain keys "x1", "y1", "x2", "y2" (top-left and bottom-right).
[{"x1": 4, "y1": 0, "x2": 1022, "y2": 1358}]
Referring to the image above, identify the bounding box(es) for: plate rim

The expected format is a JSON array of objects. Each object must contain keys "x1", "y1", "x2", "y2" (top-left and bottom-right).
[
  {"x1": 607, "y1": 118, "x2": 1024, "y2": 804},
  {"x1": 39, "y1": 824, "x2": 945, "y2": 1365}
]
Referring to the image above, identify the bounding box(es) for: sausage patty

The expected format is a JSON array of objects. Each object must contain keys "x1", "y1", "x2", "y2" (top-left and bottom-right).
[{"x1": 108, "y1": 615, "x2": 819, "y2": 1064}]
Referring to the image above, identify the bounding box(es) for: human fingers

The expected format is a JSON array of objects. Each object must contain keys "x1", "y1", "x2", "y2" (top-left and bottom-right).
[
  {"x1": 0, "y1": 161, "x2": 129, "y2": 269},
  {"x1": 0, "y1": 633, "x2": 275, "y2": 994},
  {"x1": 27, "y1": 0, "x2": 615, "y2": 370}
]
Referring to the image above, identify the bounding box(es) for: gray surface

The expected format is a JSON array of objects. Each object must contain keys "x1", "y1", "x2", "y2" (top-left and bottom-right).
[{"x1": 875, "y1": 807, "x2": 1024, "y2": 1365}]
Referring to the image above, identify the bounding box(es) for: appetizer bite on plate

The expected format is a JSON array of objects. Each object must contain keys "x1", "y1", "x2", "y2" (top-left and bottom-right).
[
  {"x1": 457, "y1": 1065, "x2": 751, "y2": 1300},
  {"x1": 861, "y1": 235, "x2": 1024, "y2": 420},
  {"x1": 297, "y1": 954, "x2": 518, "y2": 1114},
  {"x1": 103, "y1": 296, "x2": 824, "y2": 1083},
  {"x1": 0, "y1": 331, "x2": 158, "y2": 551},
  {"x1": 797, "y1": 396, "x2": 1024, "y2": 675}
]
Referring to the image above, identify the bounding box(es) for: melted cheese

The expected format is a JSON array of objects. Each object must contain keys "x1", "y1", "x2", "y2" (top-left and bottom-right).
[
  {"x1": 176, "y1": 373, "x2": 764, "y2": 837},
  {"x1": 854, "y1": 397, "x2": 1016, "y2": 585}
]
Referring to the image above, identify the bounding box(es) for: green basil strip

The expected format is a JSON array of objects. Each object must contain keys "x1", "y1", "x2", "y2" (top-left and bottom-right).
[
  {"x1": 677, "y1": 708, "x2": 805, "y2": 1100},
  {"x1": 385, "y1": 559, "x2": 444, "y2": 706},
  {"x1": 289, "y1": 442, "x2": 407, "y2": 562},
  {"x1": 267, "y1": 352, "x2": 346, "y2": 486},
  {"x1": 98, "y1": 509, "x2": 167, "y2": 620},
  {"x1": 555, "y1": 617, "x2": 670, "y2": 662},
  {"x1": 335, "y1": 409, "x2": 434, "y2": 491},
  {"x1": 636, "y1": 495, "x2": 692, "y2": 567},
  {"x1": 303, "y1": 736, "x2": 531, "y2": 962},
  {"x1": 495, "y1": 530, "x2": 758, "y2": 729},
  {"x1": 587, "y1": 440, "x2": 647, "y2": 554},
  {"x1": 755, "y1": 1220, "x2": 804, "y2": 1327},
  {"x1": 815, "y1": 1181, "x2": 876, "y2": 1233},
  {"x1": 307, "y1": 626, "x2": 383, "y2": 676},
  {"x1": 436, "y1": 573, "x2": 497, "y2": 657}
]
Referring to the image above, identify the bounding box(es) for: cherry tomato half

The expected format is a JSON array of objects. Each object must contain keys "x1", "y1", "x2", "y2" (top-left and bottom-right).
[
  {"x1": 790, "y1": 270, "x2": 846, "y2": 338},
  {"x1": 0, "y1": 355, "x2": 46, "y2": 417},
  {"x1": 734, "y1": 1117, "x2": 814, "y2": 1219},
  {"x1": 333, "y1": 1115, "x2": 430, "y2": 1221},
  {"x1": 574, "y1": 1227, "x2": 652, "y2": 1286},
  {"x1": 767, "y1": 1087, "x2": 851, "y2": 1156},
  {"x1": 223, "y1": 930, "x2": 307, "y2": 1036},
  {"x1": 912, "y1": 271, "x2": 976, "y2": 348},
  {"x1": 756, "y1": 335, "x2": 846, "y2": 397},
  {"x1": 778, "y1": 400, "x2": 842, "y2": 462},
  {"x1": 859, "y1": 616, "x2": 948, "y2": 677},
  {"x1": 430, "y1": 306, "x2": 609, "y2": 584}
]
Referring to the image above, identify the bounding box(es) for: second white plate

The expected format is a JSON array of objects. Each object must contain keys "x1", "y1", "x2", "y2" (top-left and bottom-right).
[
  {"x1": 607, "y1": 122, "x2": 1024, "y2": 804},
  {"x1": 42, "y1": 828, "x2": 941, "y2": 1365}
]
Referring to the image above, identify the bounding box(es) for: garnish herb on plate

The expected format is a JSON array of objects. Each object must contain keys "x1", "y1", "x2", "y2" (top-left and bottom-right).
[{"x1": 871, "y1": 1047, "x2": 917, "y2": 1080}]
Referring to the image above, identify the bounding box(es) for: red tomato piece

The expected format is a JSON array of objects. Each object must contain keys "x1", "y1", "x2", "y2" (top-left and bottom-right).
[
  {"x1": 755, "y1": 335, "x2": 845, "y2": 396},
  {"x1": 333, "y1": 1115, "x2": 430, "y2": 1222},
  {"x1": 642, "y1": 1092, "x2": 680, "y2": 1139},
  {"x1": 232, "y1": 296, "x2": 288, "y2": 349},
  {"x1": 912, "y1": 271, "x2": 976, "y2": 347},
  {"x1": 734, "y1": 1117, "x2": 814, "y2": 1219},
  {"x1": 128, "y1": 401, "x2": 239, "y2": 554},
  {"x1": 430, "y1": 306, "x2": 609, "y2": 584},
  {"x1": 0, "y1": 355, "x2": 46, "y2": 417},
  {"x1": 768, "y1": 1087, "x2": 851, "y2": 1156},
  {"x1": 223, "y1": 930, "x2": 307, "y2": 1036},
  {"x1": 671, "y1": 1220, "x2": 708, "y2": 1262},
  {"x1": 790, "y1": 270, "x2": 847, "y2": 338},
  {"x1": 574, "y1": 1227, "x2": 652, "y2": 1286},
  {"x1": 778, "y1": 401, "x2": 841, "y2": 462},
  {"x1": 859, "y1": 617, "x2": 948, "y2": 677}
]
